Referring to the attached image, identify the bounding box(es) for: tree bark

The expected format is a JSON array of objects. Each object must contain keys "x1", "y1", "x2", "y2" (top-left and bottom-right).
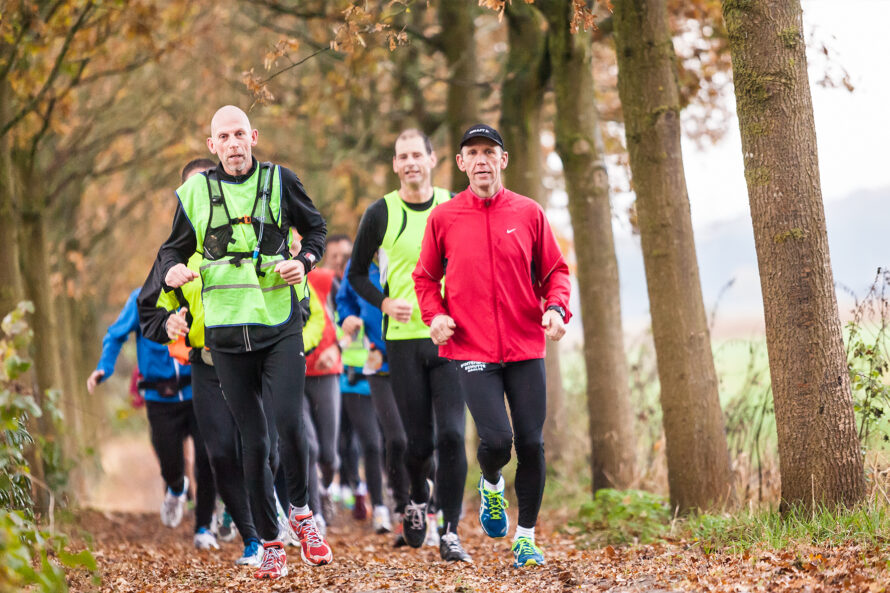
[
  {"x1": 613, "y1": 0, "x2": 733, "y2": 512},
  {"x1": 439, "y1": 0, "x2": 479, "y2": 191},
  {"x1": 499, "y1": 1, "x2": 566, "y2": 464},
  {"x1": 722, "y1": 0, "x2": 864, "y2": 510},
  {"x1": 0, "y1": 80, "x2": 25, "y2": 316},
  {"x1": 540, "y1": 0, "x2": 637, "y2": 491}
]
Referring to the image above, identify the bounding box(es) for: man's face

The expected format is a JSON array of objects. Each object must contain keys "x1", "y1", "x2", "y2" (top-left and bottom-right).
[
  {"x1": 207, "y1": 107, "x2": 258, "y2": 176},
  {"x1": 324, "y1": 239, "x2": 352, "y2": 278},
  {"x1": 393, "y1": 135, "x2": 436, "y2": 189},
  {"x1": 456, "y1": 138, "x2": 508, "y2": 196}
]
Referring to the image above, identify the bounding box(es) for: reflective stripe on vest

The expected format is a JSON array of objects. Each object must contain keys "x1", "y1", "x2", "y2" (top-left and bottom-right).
[
  {"x1": 379, "y1": 187, "x2": 450, "y2": 340},
  {"x1": 175, "y1": 164, "x2": 306, "y2": 328}
]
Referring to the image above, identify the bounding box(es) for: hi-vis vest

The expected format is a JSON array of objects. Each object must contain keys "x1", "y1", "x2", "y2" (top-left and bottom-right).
[
  {"x1": 157, "y1": 253, "x2": 206, "y2": 354},
  {"x1": 176, "y1": 163, "x2": 306, "y2": 329},
  {"x1": 379, "y1": 187, "x2": 450, "y2": 340}
]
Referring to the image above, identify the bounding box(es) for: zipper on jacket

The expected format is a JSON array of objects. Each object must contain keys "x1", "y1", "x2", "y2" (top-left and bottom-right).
[
  {"x1": 243, "y1": 325, "x2": 252, "y2": 352},
  {"x1": 484, "y1": 198, "x2": 504, "y2": 363},
  {"x1": 174, "y1": 360, "x2": 183, "y2": 401}
]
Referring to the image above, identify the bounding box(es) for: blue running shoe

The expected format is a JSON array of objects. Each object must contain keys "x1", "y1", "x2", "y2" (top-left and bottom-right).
[
  {"x1": 236, "y1": 539, "x2": 263, "y2": 567},
  {"x1": 478, "y1": 477, "x2": 509, "y2": 538},
  {"x1": 511, "y1": 537, "x2": 544, "y2": 568}
]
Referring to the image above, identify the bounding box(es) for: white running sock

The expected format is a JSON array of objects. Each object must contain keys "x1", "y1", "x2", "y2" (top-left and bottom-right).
[
  {"x1": 483, "y1": 476, "x2": 505, "y2": 492},
  {"x1": 291, "y1": 504, "x2": 311, "y2": 516},
  {"x1": 514, "y1": 526, "x2": 535, "y2": 542}
]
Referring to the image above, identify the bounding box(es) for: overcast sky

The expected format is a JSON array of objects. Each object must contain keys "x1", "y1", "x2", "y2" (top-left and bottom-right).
[{"x1": 680, "y1": 0, "x2": 890, "y2": 231}]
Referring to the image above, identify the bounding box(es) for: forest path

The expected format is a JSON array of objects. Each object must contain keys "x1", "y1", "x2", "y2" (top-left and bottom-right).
[{"x1": 63, "y1": 504, "x2": 888, "y2": 593}]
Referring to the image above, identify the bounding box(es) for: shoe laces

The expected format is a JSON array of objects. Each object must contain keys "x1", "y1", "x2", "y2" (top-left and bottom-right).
[
  {"x1": 259, "y1": 546, "x2": 282, "y2": 572},
  {"x1": 297, "y1": 516, "x2": 324, "y2": 547},
  {"x1": 441, "y1": 532, "x2": 464, "y2": 553},
  {"x1": 404, "y1": 501, "x2": 426, "y2": 531},
  {"x1": 513, "y1": 537, "x2": 539, "y2": 557},
  {"x1": 482, "y1": 488, "x2": 508, "y2": 520}
]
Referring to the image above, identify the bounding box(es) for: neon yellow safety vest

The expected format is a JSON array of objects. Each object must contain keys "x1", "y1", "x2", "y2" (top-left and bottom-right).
[
  {"x1": 379, "y1": 187, "x2": 450, "y2": 340},
  {"x1": 176, "y1": 163, "x2": 306, "y2": 329},
  {"x1": 156, "y1": 253, "x2": 206, "y2": 348}
]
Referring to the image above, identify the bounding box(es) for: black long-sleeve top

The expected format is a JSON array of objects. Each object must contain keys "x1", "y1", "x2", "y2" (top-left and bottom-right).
[
  {"x1": 347, "y1": 193, "x2": 437, "y2": 308},
  {"x1": 157, "y1": 158, "x2": 326, "y2": 352}
]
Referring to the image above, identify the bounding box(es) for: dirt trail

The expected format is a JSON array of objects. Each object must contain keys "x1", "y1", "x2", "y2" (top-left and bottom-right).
[
  {"x1": 65, "y1": 431, "x2": 890, "y2": 592},
  {"x1": 64, "y1": 504, "x2": 890, "y2": 593}
]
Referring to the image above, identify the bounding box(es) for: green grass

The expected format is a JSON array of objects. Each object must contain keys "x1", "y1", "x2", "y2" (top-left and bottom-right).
[
  {"x1": 681, "y1": 504, "x2": 890, "y2": 553},
  {"x1": 569, "y1": 488, "x2": 890, "y2": 554}
]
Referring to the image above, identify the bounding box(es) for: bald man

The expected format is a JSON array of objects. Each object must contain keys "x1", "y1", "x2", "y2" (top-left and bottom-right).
[{"x1": 158, "y1": 105, "x2": 331, "y2": 579}]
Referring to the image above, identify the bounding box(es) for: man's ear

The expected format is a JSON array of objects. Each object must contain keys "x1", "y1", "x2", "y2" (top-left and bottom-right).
[
  {"x1": 500, "y1": 150, "x2": 509, "y2": 169},
  {"x1": 455, "y1": 153, "x2": 467, "y2": 172},
  {"x1": 206, "y1": 137, "x2": 215, "y2": 154}
]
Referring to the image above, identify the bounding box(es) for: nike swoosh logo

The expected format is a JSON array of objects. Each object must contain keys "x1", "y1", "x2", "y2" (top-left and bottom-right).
[{"x1": 506, "y1": 228, "x2": 516, "y2": 234}]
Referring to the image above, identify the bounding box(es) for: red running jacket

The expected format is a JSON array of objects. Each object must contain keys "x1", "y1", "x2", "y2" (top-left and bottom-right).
[
  {"x1": 306, "y1": 267, "x2": 343, "y2": 376},
  {"x1": 413, "y1": 187, "x2": 572, "y2": 363}
]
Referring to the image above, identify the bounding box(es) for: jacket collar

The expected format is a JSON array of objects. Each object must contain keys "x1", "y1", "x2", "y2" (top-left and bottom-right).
[
  {"x1": 466, "y1": 186, "x2": 506, "y2": 207},
  {"x1": 215, "y1": 157, "x2": 258, "y2": 184}
]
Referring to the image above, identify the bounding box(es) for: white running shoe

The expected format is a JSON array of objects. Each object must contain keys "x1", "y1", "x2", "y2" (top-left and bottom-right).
[
  {"x1": 194, "y1": 527, "x2": 220, "y2": 550},
  {"x1": 373, "y1": 505, "x2": 392, "y2": 534},
  {"x1": 160, "y1": 476, "x2": 188, "y2": 528},
  {"x1": 275, "y1": 499, "x2": 298, "y2": 546},
  {"x1": 424, "y1": 512, "x2": 440, "y2": 547},
  {"x1": 236, "y1": 539, "x2": 263, "y2": 567}
]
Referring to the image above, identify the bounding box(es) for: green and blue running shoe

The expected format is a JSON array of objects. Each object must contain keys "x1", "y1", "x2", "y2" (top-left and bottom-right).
[
  {"x1": 511, "y1": 537, "x2": 544, "y2": 568},
  {"x1": 478, "y1": 477, "x2": 509, "y2": 538}
]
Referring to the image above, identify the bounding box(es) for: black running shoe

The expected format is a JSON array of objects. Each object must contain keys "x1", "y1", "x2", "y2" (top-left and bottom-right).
[
  {"x1": 439, "y1": 532, "x2": 472, "y2": 563},
  {"x1": 402, "y1": 500, "x2": 428, "y2": 548}
]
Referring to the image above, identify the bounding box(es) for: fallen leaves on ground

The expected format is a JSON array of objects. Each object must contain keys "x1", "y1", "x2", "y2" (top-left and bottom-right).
[{"x1": 63, "y1": 508, "x2": 890, "y2": 592}]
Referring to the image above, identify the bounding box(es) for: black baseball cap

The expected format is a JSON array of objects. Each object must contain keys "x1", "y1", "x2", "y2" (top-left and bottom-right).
[{"x1": 459, "y1": 124, "x2": 505, "y2": 150}]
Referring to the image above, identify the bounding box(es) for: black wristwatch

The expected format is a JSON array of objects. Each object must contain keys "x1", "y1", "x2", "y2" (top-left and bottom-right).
[
  {"x1": 546, "y1": 305, "x2": 566, "y2": 321},
  {"x1": 295, "y1": 252, "x2": 316, "y2": 272}
]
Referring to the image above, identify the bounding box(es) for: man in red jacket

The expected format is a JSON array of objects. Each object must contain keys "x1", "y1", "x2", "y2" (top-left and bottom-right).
[{"x1": 413, "y1": 124, "x2": 571, "y2": 568}]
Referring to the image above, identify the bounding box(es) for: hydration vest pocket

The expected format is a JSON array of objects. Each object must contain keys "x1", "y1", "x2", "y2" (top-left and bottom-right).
[
  {"x1": 204, "y1": 224, "x2": 234, "y2": 260},
  {"x1": 253, "y1": 221, "x2": 287, "y2": 256}
]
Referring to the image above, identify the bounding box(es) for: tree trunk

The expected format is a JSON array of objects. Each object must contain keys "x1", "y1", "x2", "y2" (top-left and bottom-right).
[
  {"x1": 722, "y1": 0, "x2": 864, "y2": 510},
  {"x1": 0, "y1": 80, "x2": 25, "y2": 316},
  {"x1": 540, "y1": 0, "x2": 637, "y2": 491},
  {"x1": 499, "y1": 1, "x2": 566, "y2": 465},
  {"x1": 439, "y1": 1, "x2": 479, "y2": 191},
  {"x1": 613, "y1": 0, "x2": 733, "y2": 512}
]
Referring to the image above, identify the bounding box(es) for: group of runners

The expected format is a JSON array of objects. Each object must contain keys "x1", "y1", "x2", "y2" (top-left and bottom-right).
[{"x1": 88, "y1": 105, "x2": 571, "y2": 580}]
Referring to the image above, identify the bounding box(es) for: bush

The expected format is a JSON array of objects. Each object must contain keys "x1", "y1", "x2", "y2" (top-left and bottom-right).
[
  {"x1": 0, "y1": 302, "x2": 95, "y2": 592},
  {"x1": 572, "y1": 488, "x2": 672, "y2": 546}
]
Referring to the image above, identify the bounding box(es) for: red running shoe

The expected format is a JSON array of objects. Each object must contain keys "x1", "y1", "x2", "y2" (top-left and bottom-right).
[
  {"x1": 254, "y1": 542, "x2": 287, "y2": 579},
  {"x1": 289, "y1": 510, "x2": 333, "y2": 566}
]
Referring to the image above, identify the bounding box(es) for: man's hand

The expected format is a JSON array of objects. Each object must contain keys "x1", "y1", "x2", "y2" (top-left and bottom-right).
[
  {"x1": 274, "y1": 259, "x2": 306, "y2": 285},
  {"x1": 314, "y1": 343, "x2": 340, "y2": 371},
  {"x1": 430, "y1": 314, "x2": 456, "y2": 346},
  {"x1": 165, "y1": 264, "x2": 198, "y2": 288},
  {"x1": 86, "y1": 370, "x2": 105, "y2": 394},
  {"x1": 341, "y1": 315, "x2": 363, "y2": 336},
  {"x1": 542, "y1": 309, "x2": 566, "y2": 341},
  {"x1": 166, "y1": 308, "x2": 190, "y2": 341},
  {"x1": 382, "y1": 297, "x2": 413, "y2": 324}
]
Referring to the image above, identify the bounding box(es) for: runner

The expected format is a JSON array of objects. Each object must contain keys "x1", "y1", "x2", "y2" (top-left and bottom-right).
[
  {"x1": 157, "y1": 105, "x2": 331, "y2": 579},
  {"x1": 336, "y1": 257, "x2": 393, "y2": 534},
  {"x1": 348, "y1": 129, "x2": 470, "y2": 562},
  {"x1": 137, "y1": 157, "x2": 267, "y2": 567},
  {"x1": 413, "y1": 124, "x2": 571, "y2": 568},
  {"x1": 87, "y1": 284, "x2": 214, "y2": 545}
]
